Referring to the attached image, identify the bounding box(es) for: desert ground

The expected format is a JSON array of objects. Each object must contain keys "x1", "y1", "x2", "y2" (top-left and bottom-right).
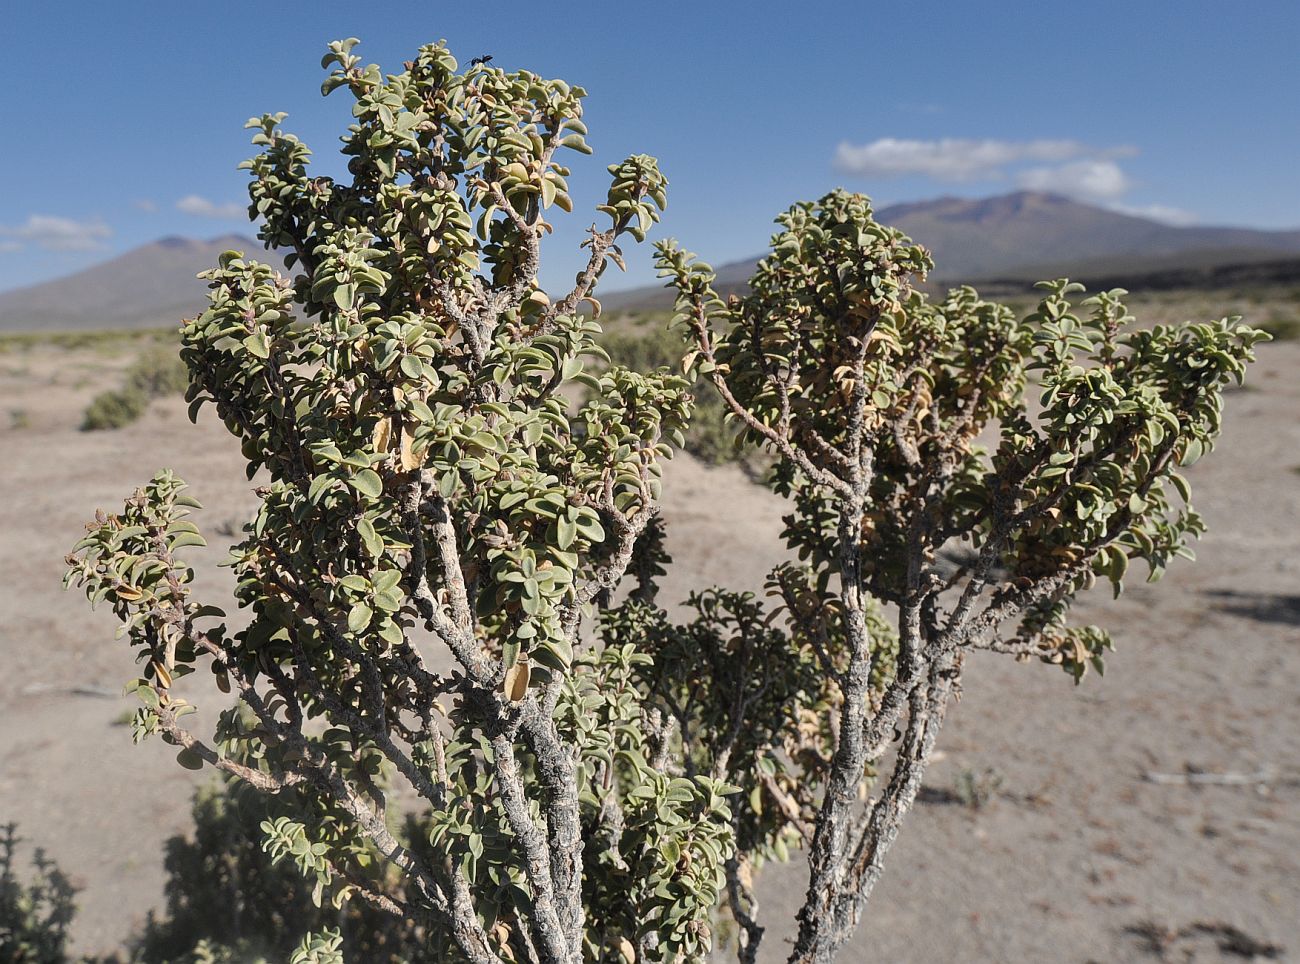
[{"x1": 1, "y1": 323, "x2": 1297, "y2": 962}]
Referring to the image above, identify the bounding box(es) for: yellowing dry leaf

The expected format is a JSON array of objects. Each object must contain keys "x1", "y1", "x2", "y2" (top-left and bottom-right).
[
  {"x1": 152, "y1": 659, "x2": 173, "y2": 689},
  {"x1": 400, "y1": 430, "x2": 425, "y2": 473},
  {"x1": 503, "y1": 660, "x2": 530, "y2": 702},
  {"x1": 371, "y1": 417, "x2": 393, "y2": 453}
]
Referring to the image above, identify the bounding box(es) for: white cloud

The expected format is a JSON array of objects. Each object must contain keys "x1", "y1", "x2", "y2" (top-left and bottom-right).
[
  {"x1": 833, "y1": 138, "x2": 1092, "y2": 181},
  {"x1": 1107, "y1": 202, "x2": 1199, "y2": 226},
  {"x1": 0, "y1": 215, "x2": 112, "y2": 252},
  {"x1": 832, "y1": 138, "x2": 1161, "y2": 206},
  {"x1": 1016, "y1": 159, "x2": 1132, "y2": 202},
  {"x1": 176, "y1": 195, "x2": 245, "y2": 219}
]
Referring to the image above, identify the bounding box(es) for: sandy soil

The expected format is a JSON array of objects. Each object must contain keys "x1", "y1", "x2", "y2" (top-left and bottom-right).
[{"x1": 1, "y1": 336, "x2": 1296, "y2": 962}]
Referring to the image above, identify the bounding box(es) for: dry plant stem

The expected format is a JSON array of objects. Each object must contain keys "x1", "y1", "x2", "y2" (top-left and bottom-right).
[
  {"x1": 726, "y1": 851, "x2": 764, "y2": 964},
  {"x1": 520, "y1": 705, "x2": 586, "y2": 953},
  {"x1": 490, "y1": 729, "x2": 575, "y2": 963}
]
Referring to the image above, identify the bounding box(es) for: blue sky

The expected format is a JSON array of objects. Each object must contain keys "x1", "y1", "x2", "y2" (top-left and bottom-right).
[{"x1": 2, "y1": 0, "x2": 1297, "y2": 294}]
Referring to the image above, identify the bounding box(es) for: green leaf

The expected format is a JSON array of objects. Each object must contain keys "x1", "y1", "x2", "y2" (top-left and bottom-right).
[
  {"x1": 378, "y1": 619, "x2": 404, "y2": 647},
  {"x1": 356, "y1": 517, "x2": 383, "y2": 558},
  {"x1": 532, "y1": 635, "x2": 573, "y2": 670},
  {"x1": 333, "y1": 283, "x2": 357, "y2": 310},
  {"x1": 348, "y1": 469, "x2": 383, "y2": 500},
  {"x1": 559, "y1": 133, "x2": 592, "y2": 154},
  {"x1": 400, "y1": 355, "x2": 423, "y2": 380},
  {"x1": 169, "y1": 531, "x2": 207, "y2": 550},
  {"x1": 243, "y1": 332, "x2": 271, "y2": 358},
  {"x1": 308, "y1": 475, "x2": 335, "y2": 504},
  {"x1": 348, "y1": 602, "x2": 373, "y2": 633}
]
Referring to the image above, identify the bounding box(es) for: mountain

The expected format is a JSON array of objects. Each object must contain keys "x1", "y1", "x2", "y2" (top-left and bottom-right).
[
  {"x1": 0, "y1": 235, "x2": 259, "y2": 333},
  {"x1": 4, "y1": 193, "x2": 1299, "y2": 332},
  {"x1": 602, "y1": 192, "x2": 1300, "y2": 313},
  {"x1": 880, "y1": 192, "x2": 1300, "y2": 280}
]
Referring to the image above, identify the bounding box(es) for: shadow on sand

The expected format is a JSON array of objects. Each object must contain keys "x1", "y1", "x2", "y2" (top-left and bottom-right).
[{"x1": 1205, "y1": 589, "x2": 1300, "y2": 628}]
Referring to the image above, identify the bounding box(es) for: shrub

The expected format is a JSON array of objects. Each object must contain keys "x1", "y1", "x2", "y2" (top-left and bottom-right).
[
  {"x1": 66, "y1": 38, "x2": 1265, "y2": 964},
  {"x1": 0, "y1": 824, "x2": 78, "y2": 964},
  {"x1": 131, "y1": 779, "x2": 428, "y2": 963},
  {"x1": 80, "y1": 345, "x2": 188, "y2": 431},
  {"x1": 600, "y1": 323, "x2": 745, "y2": 467},
  {"x1": 80, "y1": 386, "x2": 147, "y2": 431},
  {"x1": 1257, "y1": 311, "x2": 1299, "y2": 341},
  {"x1": 125, "y1": 347, "x2": 191, "y2": 397}
]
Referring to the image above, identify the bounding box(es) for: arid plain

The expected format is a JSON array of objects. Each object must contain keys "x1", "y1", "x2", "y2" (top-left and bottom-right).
[{"x1": 1, "y1": 319, "x2": 1297, "y2": 961}]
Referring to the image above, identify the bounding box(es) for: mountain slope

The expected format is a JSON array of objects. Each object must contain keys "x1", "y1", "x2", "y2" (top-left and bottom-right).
[
  {"x1": 602, "y1": 192, "x2": 1300, "y2": 312},
  {"x1": 5, "y1": 193, "x2": 1299, "y2": 331},
  {"x1": 883, "y1": 192, "x2": 1300, "y2": 280},
  {"x1": 0, "y1": 235, "x2": 260, "y2": 333}
]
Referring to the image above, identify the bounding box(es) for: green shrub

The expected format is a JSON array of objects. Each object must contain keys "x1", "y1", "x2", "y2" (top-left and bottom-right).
[
  {"x1": 80, "y1": 345, "x2": 188, "y2": 431},
  {"x1": 132, "y1": 779, "x2": 428, "y2": 963},
  {"x1": 80, "y1": 387, "x2": 147, "y2": 431},
  {"x1": 66, "y1": 36, "x2": 1265, "y2": 964},
  {"x1": 0, "y1": 327, "x2": 172, "y2": 355},
  {"x1": 600, "y1": 323, "x2": 746, "y2": 467},
  {"x1": 1257, "y1": 312, "x2": 1299, "y2": 341},
  {"x1": 126, "y1": 347, "x2": 190, "y2": 397},
  {"x1": 0, "y1": 824, "x2": 78, "y2": 964}
]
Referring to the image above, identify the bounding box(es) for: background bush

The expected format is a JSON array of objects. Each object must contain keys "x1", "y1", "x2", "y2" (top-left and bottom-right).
[
  {"x1": 81, "y1": 346, "x2": 188, "y2": 431},
  {"x1": 600, "y1": 318, "x2": 752, "y2": 469},
  {"x1": 0, "y1": 823, "x2": 78, "y2": 964},
  {"x1": 131, "y1": 779, "x2": 427, "y2": 964}
]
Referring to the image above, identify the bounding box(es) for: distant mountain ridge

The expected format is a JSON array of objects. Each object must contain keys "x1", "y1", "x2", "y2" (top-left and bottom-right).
[
  {"x1": 602, "y1": 192, "x2": 1300, "y2": 312},
  {"x1": 0, "y1": 235, "x2": 257, "y2": 333},
  {"x1": 880, "y1": 192, "x2": 1300, "y2": 279},
  {"x1": 3, "y1": 192, "x2": 1299, "y2": 332}
]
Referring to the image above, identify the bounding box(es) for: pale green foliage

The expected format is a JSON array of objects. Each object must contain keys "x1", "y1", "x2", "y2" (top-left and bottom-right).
[
  {"x1": 652, "y1": 191, "x2": 1265, "y2": 957},
  {"x1": 65, "y1": 38, "x2": 728, "y2": 964},
  {"x1": 554, "y1": 644, "x2": 735, "y2": 958},
  {"x1": 130, "y1": 777, "x2": 430, "y2": 962},
  {"x1": 288, "y1": 930, "x2": 345, "y2": 964},
  {"x1": 599, "y1": 323, "x2": 747, "y2": 467},
  {"x1": 658, "y1": 191, "x2": 1267, "y2": 686},
  {"x1": 64, "y1": 40, "x2": 1266, "y2": 964}
]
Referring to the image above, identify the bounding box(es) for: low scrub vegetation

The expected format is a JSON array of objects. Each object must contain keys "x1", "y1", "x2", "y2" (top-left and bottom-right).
[
  {"x1": 0, "y1": 327, "x2": 172, "y2": 355},
  {"x1": 80, "y1": 346, "x2": 188, "y2": 431},
  {"x1": 1257, "y1": 311, "x2": 1300, "y2": 341}
]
